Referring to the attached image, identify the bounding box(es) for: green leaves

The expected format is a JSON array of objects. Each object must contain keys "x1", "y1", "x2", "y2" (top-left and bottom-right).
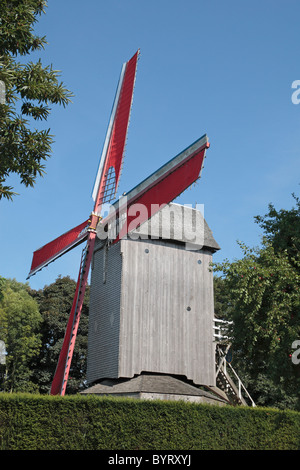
[
  {"x1": 214, "y1": 195, "x2": 300, "y2": 409},
  {"x1": 1, "y1": 394, "x2": 300, "y2": 450},
  {"x1": 0, "y1": 276, "x2": 89, "y2": 394},
  {"x1": 0, "y1": 111, "x2": 53, "y2": 199},
  {"x1": 30, "y1": 276, "x2": 89, "y2": 394},
  {"x1": 0, "y1": 0, "x2": 47, "y2": 56},
  {"x1": 254, "y1": 194, "x2": 300, "y2": 262},
  {"x1": 16, "y1": 60, "x2": 73, "y2": 108},
  {"x1": 0, "y1": 279, "x2": 42, "y2": 393},
  {"x1": 0, "y1": 0, "x2": 73, "y2": 200}
]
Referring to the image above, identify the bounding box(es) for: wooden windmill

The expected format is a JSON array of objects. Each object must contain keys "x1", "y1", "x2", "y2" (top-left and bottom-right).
[{"x1": 28, "y1": 50, "x2": 214, "y2": 398}]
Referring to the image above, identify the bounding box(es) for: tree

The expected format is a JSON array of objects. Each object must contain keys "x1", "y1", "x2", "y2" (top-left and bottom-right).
[
  {"x1": 30, "y1": 276, "x2": 89, "y2": 394},
  {"x1": 0, "y1": 0, "x2": 72, "y2": 200},
  {"x1": 214, "y1": 194, "x2": 300, "y2": 410},
  {"x1": 0, "y1": 278, "x2": 42, "y2": 392},
  {"x1": 254, "y1": 193, "x2": 300, "y2": 264}
]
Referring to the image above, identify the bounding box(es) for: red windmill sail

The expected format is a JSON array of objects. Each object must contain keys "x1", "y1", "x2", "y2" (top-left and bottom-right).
[
  {"x1": 92, "y1": 50, "x2": 139, "y2": 213},
  {"x1": 27, "y1": 50, "x2": 140, "y2": 281},
  {"x1": 27, "y1": 50, "x2": 139, "y2": 395},
  {"x1": 107, "y1": 134, "x2": 209, "y2": 243},
  {"x1": 50, "y1": 50, "x2": 139, "y2": 396},
  {"x1": 50, "y1": 133, "x2": 209, "y2": 396},
  {"x1": 27, "y1": 219, "x2": 89, "y2": 278}
]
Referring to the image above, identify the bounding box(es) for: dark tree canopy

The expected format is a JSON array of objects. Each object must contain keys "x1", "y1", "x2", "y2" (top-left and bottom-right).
[
  {"x1": 0, "y1": 0, "x2": 72, "y2": 200},
  {"x1": 0, "y1": 276, "x2": 89, "y2": 394},
  {"x1": 30, "y1": 276, "x2": 89, "y2": 394},
  {"x1": 254, "y1": 193, "x2": 300, "y2": 262},
  {"x1": 0, "y1": 277, "x2": 42, "y2": 393}
]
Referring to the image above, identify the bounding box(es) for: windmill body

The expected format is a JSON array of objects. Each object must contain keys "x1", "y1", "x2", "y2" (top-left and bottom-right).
[{"x1": 86, "y1": 203, "x2": 220, "y2": 395}]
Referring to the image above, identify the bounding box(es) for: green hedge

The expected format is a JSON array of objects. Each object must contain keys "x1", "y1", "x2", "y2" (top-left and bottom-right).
[{"x1": 0, "y1": 393, "x2": 299, "y2": 450}]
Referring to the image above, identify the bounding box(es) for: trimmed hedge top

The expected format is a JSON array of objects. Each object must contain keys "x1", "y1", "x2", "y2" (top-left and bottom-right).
[{"x1": 0, "y1": 393, "x2": 299, "y2": 450}]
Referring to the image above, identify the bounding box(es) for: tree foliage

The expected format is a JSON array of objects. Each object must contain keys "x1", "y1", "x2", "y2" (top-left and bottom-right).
[
  {"x1": 0, "y1": 276, "x2": 89, "y2": 394},
  {"x1": 254, "y1": 193, "x2": 300, "y2": 263},
  {"x1": 214, "y1": 194, "x2": 300, "y2": 410},
  {"x1": 30, "y1": 276, "x2": 89, "y2": 394},
  {"x1": 0, "y1": 0, "x2": 72, "y2": 200},
  {"x1": 0, "y1": 278, "x2": 42, "y2": 392}
]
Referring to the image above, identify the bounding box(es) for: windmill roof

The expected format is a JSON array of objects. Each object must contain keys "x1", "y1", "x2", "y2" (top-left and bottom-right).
[
  {"x1": 81, "y1": 374, "x2": 226, "y2": 403},
  {"x1": 128, "y1": 203, "x2": 220, "y2": 252}
]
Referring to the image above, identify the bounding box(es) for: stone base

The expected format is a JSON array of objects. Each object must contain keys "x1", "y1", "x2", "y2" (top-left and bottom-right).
[{"x1": 81, "y1": 373, "x2": 228, "y2": 406}]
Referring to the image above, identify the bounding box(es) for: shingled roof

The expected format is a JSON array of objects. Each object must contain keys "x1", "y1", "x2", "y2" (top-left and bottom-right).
[
  {"x1": 81, "y1": 374, "x2": 227, "y2": 404},
  {"x1": 128, "y1": 203, "x2": 220, "y2": 252}
]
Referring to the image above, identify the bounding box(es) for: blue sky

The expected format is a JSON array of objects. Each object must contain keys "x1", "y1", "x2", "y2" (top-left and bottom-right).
[{"x1": 1, "y1": 0, "x2": 299, "y2": 291}]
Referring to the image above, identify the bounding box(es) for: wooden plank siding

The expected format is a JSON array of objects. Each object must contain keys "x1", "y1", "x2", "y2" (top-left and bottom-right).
[
  {"x1": 86, "y1": 241, "x2": 122, "y2": 383},
  {"x1": 119, "y1": 239, "x2": 216, "y2": 386},
  {"x1": 86, "y1": 204, "x2": 219, "y2": 387}
]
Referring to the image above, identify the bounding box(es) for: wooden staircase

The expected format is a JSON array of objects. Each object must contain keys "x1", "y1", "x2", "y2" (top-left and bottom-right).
[{"x1": 214, "y1": 318, "x2": 255, "y2": 407}]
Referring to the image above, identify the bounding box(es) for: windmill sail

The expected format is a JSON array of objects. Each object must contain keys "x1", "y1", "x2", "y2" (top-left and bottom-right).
[
  {"x1": 50, "y1": 244, "x2": 93, "y2": 396},
  {"x1": 27, "y1": 219, "x2": 90, "y2": 278},
  {"x1": 99, "y1": 134, "x2": 209, "y2": 242},
  {"x1": 50, "y1": 133, "x2": 209, "y2": 396},
  {"x1": 92, "y1": 49, "x2": 139, "y2": 212},
  {"x1": 49, "y1": 50, "x2": 140, "y2": 395},
  {"x1": 27, "y1": 50, "x2": 139, "y2": 281}
]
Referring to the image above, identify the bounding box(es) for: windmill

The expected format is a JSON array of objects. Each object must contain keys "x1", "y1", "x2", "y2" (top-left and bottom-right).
[{"x1": 27, "y1": 50, "x2": 210, "y2": 396}]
